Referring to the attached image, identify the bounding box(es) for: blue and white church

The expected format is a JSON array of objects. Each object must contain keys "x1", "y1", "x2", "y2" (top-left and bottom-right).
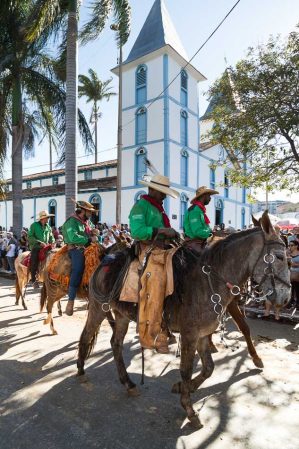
[
  {"x1": 0, "y1": 0, "x2": 251, "y2": 230},
  {"x1": 113, "y1": 0, "x2": 251, "y2": 229}
]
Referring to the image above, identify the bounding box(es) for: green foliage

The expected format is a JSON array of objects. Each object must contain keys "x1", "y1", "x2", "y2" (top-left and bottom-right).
[{"x1": 205, "y1": 30, "x2": 299, "y2": 192}]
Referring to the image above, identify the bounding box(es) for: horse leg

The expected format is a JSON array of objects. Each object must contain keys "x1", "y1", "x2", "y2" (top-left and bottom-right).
[
  {"x1": 190, "y1": 336, "x2": 214, "y2": 393},
  {"x1": 110, "y1": 310, "x2": 139, "y2": 396},
  {"x1": 208, "y1": 333, "x2": 218, "y2": 353},
  {"x1": 171, "y1": 333, "x2": 202, "y2": 429},
  {"x1": 57, "y1": 300, "x2": 62, "y2": 316},
  {"x1": 15, "y1": 275, "x2": 21, "y2": 306},
  {"x1": 227, "y1": 301, "x2": 264, "y2": 368},
  {"x1": 77, "y1": 299, "x2": 106, "y2": 376},
  {"x1": 41, "y1": 280, "x2": 63, "y2": 335}
]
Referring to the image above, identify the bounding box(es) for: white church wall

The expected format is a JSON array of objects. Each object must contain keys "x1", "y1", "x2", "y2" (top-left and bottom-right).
[
  {"x1": 147, "y1": 56, "x2": 164, "y2": 100},
  {"x1": 122, "y1": 108, "x2": 135, "y2": 148},
  {"x1": 147, "y1": 99, "x2": 164, "y2": 141},
  {"x1": 168, "y1": 58, "x2": 199, "y2": 114}
]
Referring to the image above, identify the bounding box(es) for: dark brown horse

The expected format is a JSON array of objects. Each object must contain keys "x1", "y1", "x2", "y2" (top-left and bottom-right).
[{"x1": 77, "y1": 212, "x2": 291, "y2": 428}]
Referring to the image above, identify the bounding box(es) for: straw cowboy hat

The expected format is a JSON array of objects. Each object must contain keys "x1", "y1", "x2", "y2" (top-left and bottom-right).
[
  {"x1": 36, "y1": 210, "x2": 54, "y2": 221},
  {"x1": 71, "y1": 199, "x2": 98, "y2": 212},
  {"x1": 140, "y1": 174, "x2": 179, "y2": 199},
  {"x1": 191, "y1": 186, "x2": 219, "y2": 203}
]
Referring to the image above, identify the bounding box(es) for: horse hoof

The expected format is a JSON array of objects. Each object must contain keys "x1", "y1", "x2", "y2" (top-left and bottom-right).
[
  {"x1": 23, "y1": 306, "x2": 27, "y2": 311},
  {"x1": 52, "y1": 330, "x2": 58, "y2": 335},
  {"x1": 15, "y1": 302, "x2": 18, "y2": 306},
  {"x1": 253, "y1": 357, "x2": 264, "y2": 369},
  {"x1": 58, "y1": 311, "x2": 62, "y2": 317},
  {"x1": 77, "y1": 374, "x2": 88, "y2": 383},
  {"x1": 188, "y1": 415, "x2": 203, "y2": 430},
  {"x1": 76, "y1": 368, "x2": 85, "y2": 377},
  {"x1": 127, "y1": 387, "x2": 141, "y2": 397},
  {"x1": 171, "y1": 382, "x2": 181, "y2": 394}
]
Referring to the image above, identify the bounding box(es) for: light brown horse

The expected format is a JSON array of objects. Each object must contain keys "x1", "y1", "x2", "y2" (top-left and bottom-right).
[
  {"x1": 77, "y1": 212, "x2": 291, "y2": 429},
  {"x1": 15, "y1": 249, "x2": 61, "y2": 312}
]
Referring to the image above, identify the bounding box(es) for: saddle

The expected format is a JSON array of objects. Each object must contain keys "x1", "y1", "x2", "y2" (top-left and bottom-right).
[
  {"x1": 21, "y1": 244, "x2": 53, "y2": 268},
  {"x1": 47, "y1": 243, "x2": 105, "y2": 293}
]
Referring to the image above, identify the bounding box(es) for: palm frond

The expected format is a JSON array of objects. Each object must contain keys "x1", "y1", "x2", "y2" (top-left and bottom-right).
[
  {"x1": 80, "y1": 0, "x2": 113, "y2": 45},
  {"x1": 112, "y1": 0, "x2": 131, "y2": 46}
]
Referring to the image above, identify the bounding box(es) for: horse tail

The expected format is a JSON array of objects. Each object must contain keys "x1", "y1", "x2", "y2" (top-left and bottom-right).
[
  {"x1": 79, "y1": 321, "x2": 100, "y2": 360},
  {"x1": 40, "y1": 280, "x2": 47, "y2": 312}
]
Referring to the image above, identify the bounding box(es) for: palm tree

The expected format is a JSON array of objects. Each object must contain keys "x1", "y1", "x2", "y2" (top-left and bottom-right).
[
  {"x1": 27, "y1": 0, "x2": 131, "y2": 219},
  {"x1": 79, "y1": 71, "x2": 116, "y2": 163},
  {"x1": 0, "y1": 0, "x2": 94, "y2": 236}
]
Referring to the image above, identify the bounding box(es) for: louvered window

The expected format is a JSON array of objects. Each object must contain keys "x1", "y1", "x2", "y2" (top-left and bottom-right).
[
  {"x1": 181, "y1": 70, "x2": 188, "y2": 107},
  {"x1": 210, "y1": 168, "x2": 216, "y2": 189},
  {"x1": 180, "y1": 150, "x2": 188, "y2": 187},
  {"x1": 136, "y1": 66, "x2": 147, "y2": 104},
  {"x1": 136, "y1": 147, "x2": 147, "y2": 183},
  {"x1": 136, "y1": 108, "x2": 147, "y2": 144},
  {"x1": 180, "y1": 110, "x2": 188, "y2": 146}
]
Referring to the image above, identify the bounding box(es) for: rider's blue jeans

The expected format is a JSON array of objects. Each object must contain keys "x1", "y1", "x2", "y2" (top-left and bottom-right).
[{"x1": 68, "y1": 248, "x2": 85, "y2": 301}]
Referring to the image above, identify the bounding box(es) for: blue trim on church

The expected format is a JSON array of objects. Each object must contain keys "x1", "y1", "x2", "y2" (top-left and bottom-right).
[{"x1": 163, "y1": 53, "x2": 170, "y2": 215}]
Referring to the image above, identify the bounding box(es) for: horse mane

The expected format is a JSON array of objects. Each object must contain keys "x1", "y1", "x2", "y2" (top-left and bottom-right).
[{"x1": 202, "y1": 227, "x2": 262, "y2": 267}]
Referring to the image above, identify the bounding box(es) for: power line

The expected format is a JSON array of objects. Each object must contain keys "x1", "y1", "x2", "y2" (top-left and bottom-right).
[{"x1": 121, "y1": 0, "x2": 242, "y2": 131}]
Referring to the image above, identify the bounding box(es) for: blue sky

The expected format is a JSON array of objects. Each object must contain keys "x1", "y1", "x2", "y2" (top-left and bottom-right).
[{"x1": 4, "y1": 0, "x2": 299, "y2": 200}]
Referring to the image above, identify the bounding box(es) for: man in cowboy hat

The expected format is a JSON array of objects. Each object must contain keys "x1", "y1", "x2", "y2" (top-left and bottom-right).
[
  {"x1": 184, "y1": 186, "x2": 219, "y2": 252},
  {"x1": 128, "y1": 173, "x2": 180, "y2": 353},
  {"x1": 28, "y1": 210, "x2": 55, "y2": 288},
  {"x1": 62, "y1": 200, "x2": 98, "y2": 316},
  {"x1": 129, "y1": 174, "x2": 179, "y2": 241}
]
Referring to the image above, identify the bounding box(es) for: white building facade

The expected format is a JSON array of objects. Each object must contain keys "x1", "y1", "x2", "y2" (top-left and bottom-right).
[{"x1": 0, "y1": 0, "x2": 251, "y2": 231}]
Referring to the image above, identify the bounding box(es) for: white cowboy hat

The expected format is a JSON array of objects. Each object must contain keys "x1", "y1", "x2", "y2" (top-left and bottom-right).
[
  {"x1": 139, "y1": 174, "x2": 179, "y2": 199},
  {"x1": 36, "y1": 210, "x2": 54, "y2": 221},
  {"x1": 71, "y1": 199, "x2": 98, "y2": 212},
  {"x1": 191, "y1": 186, "x2": 219, "y2": 203}
]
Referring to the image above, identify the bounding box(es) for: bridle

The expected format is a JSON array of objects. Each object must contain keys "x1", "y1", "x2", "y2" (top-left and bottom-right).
[{"x1": 250, "y1": 234, "x2": 291, "y2": 300}]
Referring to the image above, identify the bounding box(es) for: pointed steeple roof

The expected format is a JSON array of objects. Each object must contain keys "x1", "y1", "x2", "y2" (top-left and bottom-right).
[{"x1": 124, "y1": 0, "x2": 188, "y2": 64}]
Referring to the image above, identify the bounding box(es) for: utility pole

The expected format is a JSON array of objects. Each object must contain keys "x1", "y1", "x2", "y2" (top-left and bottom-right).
[{"x1": 111, "y1": 23, "x2": 123, "y2": 224}]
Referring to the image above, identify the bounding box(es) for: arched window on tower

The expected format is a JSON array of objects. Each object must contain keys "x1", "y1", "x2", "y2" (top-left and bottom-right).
[
  {"x1": 180, "y1": 110, "x2": 188, "y2": 146},
  {"x1": 48, "y1": 199, "x2": 57, "y2": 227},
  {"x1": 135, "y1": 147, "x2": 147, "y2": 184},
  {"x1": 180, "y1": 193, "x2": 188, "y2": 229},
  {"x1": 180, "y1": 70, "x2": 188, "y2": 107},
  {"x1": 136, "y1": 65, "x2": 147, "y2": 104},
  {"x1": 241, "y1": 207, "x2": 246, "y2": 229},
  {"x1": 89, "y1": 194, "x2": 101, "y2": 225},
  {"x1": 180, "y1": 149, "x2": 188, "y2": 187},
  {"x1": 136, "y1": 107, "x2": 147, "y2": 144}
]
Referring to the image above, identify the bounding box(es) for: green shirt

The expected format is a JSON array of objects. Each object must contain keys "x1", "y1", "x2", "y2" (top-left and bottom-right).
[
  {"x1": 129, "y1": 198, "x2": 165, "y2": 240},
  {"x1": 62, "y1": 216, "x2": 94, "y2": 245},
  {"x1": 184, "y1": 205, "x2": 212, "y2": 240},
  {"x1": 28, "y1": 221, "x2": 55, "y2": 250}
]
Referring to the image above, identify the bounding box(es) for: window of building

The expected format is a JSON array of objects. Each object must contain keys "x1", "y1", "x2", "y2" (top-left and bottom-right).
[
  {"x1": 52, "y1": 175, "x2": 59, "y2": 186},
  {"x1": 180, "y1": 193, "x2": 188, "y2": 229},
  {"x1": 180, "y1": 110, "x2": 188, "y2": 147},
  {"x1": 210, "y1": 167, "x2": 216, "y2": 189},
  {"x1": 48, "y1": 199, "x2": 57, "y2": 227},
  {"x1": 135, "y1": 147, "x2": 147, "y2": 184},
  {"x1": 180, "y1": 70, "x2": 188, "y2": 107},
  {"x1": 26, "y1": 180, "x2": 32, "y2": 189},
  {"x1": 84, "y1": 170, "x2": 92, "y2": 181},
  {"x1": 215, "y1": 199, "x2": 224, "y2": 226},
  {"x1": 89, "y1": 194, "x2": 101, "y2": 225},
  {"x1": 224, "y1": 171, "x2": 229, "y2": 198},
  {"x1": 180, "y1": 150, "x2": 188, "y2": 187},
  {"x1": 136, "y1": 107, "x2": 147, "y2": 144},
  {"x1": 241, "y1": 208, "x2": 246, "y2": 229},
  {"x1": 136, "y1": 65, "x2": 147, "y2": 104}
]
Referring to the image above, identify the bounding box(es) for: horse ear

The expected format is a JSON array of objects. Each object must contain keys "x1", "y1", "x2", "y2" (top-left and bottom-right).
[
  {"x1": 260, "y1": 210, "x2": 275, "y2": 235},
  {"x1": 251, "y1": 214, "x2": 261, "y2": 227}
]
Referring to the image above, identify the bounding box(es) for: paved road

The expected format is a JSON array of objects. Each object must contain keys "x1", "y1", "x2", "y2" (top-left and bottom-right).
[{"x1": 0, "y1": 277, "x2": 298, "y2": 449}]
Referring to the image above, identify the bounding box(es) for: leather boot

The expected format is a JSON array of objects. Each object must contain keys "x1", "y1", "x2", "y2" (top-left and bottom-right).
[
  {"x1": 155, "y1": 331, "x2": 169, "y2": 354},
  {"x1": 65, "y1": 300, "x2": 74, "y2": 316}
]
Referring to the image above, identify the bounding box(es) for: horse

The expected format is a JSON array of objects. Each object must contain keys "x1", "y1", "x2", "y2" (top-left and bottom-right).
[
  {"x1": 40, "y1": 240, "x2": 131, "y2": 335},
  {"x1": 14, "y1": 248, "x2": 61, "y2": 313},
  {"x1": 77, "y1": 211, "x2": 291, "y2": 429}
]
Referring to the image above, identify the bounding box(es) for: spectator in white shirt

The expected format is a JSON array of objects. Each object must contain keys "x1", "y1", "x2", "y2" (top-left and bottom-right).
[{"x1": 6, "y1": 239, "x2": 16, "y2": 273}]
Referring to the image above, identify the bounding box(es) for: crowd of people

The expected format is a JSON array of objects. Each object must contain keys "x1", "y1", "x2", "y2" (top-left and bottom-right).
[{"x1": 1, "y1": 220, "x2": 298, "y2": 311}]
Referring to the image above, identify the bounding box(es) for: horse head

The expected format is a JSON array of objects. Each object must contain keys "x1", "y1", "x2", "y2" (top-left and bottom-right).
[{"x1": 251, "y1": 210, "x2": 291, "y2": 308}]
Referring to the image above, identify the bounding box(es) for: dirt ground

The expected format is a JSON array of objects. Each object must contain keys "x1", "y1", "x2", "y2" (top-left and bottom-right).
[{"x1": 0, "y1": 277, "x2": 298, "y2": 449}]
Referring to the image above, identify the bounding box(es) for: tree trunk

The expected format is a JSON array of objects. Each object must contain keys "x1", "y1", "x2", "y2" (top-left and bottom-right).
[
  {"x1": 94, "y1": 102, "x2": 98, "y2": 164},
  {"x1": 116, "y1": 45, "x2": 123, "y2": 224},
  {"x1": 11, "y1": 78, "x2": 23, "y2": 238},
  {"x1": 65, "y1": 0, "x2": 78, "y2": 219}
]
